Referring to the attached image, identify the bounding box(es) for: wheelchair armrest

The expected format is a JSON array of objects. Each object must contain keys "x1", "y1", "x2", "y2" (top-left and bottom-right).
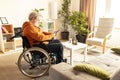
[{"x1": 33, "y1": 38, "x2": 54, "y2": 44}]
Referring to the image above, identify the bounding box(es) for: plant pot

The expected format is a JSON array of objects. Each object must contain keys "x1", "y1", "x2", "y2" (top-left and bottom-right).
[
  {"x1": 76, "y1": 34, "x2": 87, "y2": 43},
  {"x1": 61, "y1": 31, "x2": 69, "y2": 40}
]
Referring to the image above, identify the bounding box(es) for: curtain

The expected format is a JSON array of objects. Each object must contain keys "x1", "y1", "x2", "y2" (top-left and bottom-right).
[{"x1": 80, "y1": 0, "x2": 96, "y2": 31}]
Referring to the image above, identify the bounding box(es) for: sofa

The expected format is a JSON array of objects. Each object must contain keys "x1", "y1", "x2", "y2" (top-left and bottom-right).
[{"x1": 49, "y1": 50, "x2": 120, "y2": 80}]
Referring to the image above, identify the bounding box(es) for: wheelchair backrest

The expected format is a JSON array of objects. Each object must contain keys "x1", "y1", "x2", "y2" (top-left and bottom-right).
[{"x1": 22, "y1": 36, "x2": 31, "y2": 49}]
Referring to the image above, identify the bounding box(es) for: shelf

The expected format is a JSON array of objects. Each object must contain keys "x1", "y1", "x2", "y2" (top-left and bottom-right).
[
  {"x1": 3, "y1": 33, "x2": 14, "y2": 36},
  {"x1": 4, "y1": 42, "x2": 15, "y2": 49},
  {"x1": 0, "y1": 24, "x2": 15, "y2": 53},
  {"x1": 4, "y1": 41, "x2": 14, "y2": 44}
]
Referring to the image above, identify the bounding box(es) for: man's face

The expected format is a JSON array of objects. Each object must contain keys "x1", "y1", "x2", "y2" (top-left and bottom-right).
[{"x1": 32, "y1": 17, "x2": 40, "y2": 25}]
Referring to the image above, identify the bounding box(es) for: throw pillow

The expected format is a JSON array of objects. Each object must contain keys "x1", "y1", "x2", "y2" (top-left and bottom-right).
[
  {"x1": 1, "y1": 27, "x2": 9, "y2": 33},
  {"x1": 73, "y1": 63, "x2": 110, "y2": 80},
  {"x1": 110, "y1": 67, "x2": 120, "y2": 80},
  {"x1": 111, "y1": 48, "x2": 120, "y2": 55}
]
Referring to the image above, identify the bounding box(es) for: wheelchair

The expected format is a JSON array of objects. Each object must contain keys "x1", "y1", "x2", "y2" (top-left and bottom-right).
[{"x1": 17, "y1": 36, "x2": 58, "y2": 78}]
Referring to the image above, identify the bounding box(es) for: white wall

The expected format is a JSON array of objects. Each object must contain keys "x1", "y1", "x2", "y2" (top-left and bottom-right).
[
  {"x1": 0, "y1": 0, "x2": 80, "y2": 39},
  {"x1": 0, "y1": 0, "x2": 48, "y2": 27},
  {"x1": 71, "y1": 0, "x2": 80, "y2": 11}
]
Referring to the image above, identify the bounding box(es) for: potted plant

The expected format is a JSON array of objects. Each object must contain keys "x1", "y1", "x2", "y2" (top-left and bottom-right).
[
  {"x1": 68, "y1": 11, "x2": 89, "y2": 43},
  {"x1": 58, "y1": 0, "x2": 71, "y2": 40}
]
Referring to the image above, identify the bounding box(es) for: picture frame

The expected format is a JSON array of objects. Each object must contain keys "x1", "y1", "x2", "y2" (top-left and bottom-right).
[{"x1": 0, "y1": 17, "x2": 8, "y2": 24}]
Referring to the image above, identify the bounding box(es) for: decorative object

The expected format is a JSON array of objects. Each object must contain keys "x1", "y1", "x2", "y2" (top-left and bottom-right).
[
  {"x1": 1, "y1": 27, "x2": 8, "y2": 33},
  {"x1": 0, "y1": 17, "x2": 8, "y2": 24},
  {"x1": 68, "y1": 11, "x2": 89, "y2": 43},
  {"x1": 3, "y1": 37, "x2": 6, "y2": 42},
  {"x1": 2, "y1": 24, "x2": 14, "y2": 33},
  {"x1": 58, "y1": 0, "x2": 71, "y2": 40},
  {"x1": 73, "y1": 63, "x2": 110, "y2": 80},
  {"x1": 72, "y1": 39, "x2": 77, "y2": 45},
  {"x1": 69, "y1": 38, "x2": 72, "y2": 43}
]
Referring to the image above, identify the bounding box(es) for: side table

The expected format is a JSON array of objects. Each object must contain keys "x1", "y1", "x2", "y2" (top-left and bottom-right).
[{"x1": 62, "y1": 41, "x2": 87, "y2": 66}]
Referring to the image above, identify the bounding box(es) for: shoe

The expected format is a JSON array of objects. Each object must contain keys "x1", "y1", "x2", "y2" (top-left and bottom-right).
[
  {"x1": 29, "y1": 61, "x2": 39, "y2": 70},
  {"x1": 63, "y1": 58, "x2": 67, "y2": 63},
  {"x1": 29, "y1": 65, "x2": 36, "y2": 69}
]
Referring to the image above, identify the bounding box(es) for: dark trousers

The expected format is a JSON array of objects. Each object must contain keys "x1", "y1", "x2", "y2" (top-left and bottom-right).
[{"x1": 33, "y1": 39, "x2": 63, "y2": 63}]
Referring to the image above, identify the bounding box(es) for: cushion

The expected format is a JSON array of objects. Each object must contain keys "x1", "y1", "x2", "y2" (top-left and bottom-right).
[
  {"x1": 87, "y1": 37, "x2": 103, "y2": 45},
  {"x1": 1, "y1": 27, "x2": 8, "y2": 33},
  {"x1": 110, "y1": 67, "x2": 120, "y2": 80},
  {"x1": 73, "y1": 63, "x2": 110, "y2": 80},
  {"x1": 111, "y1": 48, "x2": 120, "y2": 55}
]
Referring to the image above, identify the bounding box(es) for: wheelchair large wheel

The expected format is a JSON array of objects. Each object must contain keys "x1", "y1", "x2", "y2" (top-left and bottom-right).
[{"x1": 18, "y1": 47, "x2": 51, "y2": 78}]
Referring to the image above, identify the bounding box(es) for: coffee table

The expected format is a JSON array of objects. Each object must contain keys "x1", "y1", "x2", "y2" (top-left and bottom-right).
[{"x1": 62, "y1": 41, "x2": 87, "y2": 65}]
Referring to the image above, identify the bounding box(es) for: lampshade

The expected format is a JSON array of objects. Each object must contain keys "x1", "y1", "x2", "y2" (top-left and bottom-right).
[{"x1": 49, "y1": 1, "x2": 58, "y2": 19}]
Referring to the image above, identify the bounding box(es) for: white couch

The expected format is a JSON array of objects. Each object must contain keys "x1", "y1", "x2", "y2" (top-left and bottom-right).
[{"x1": 49, "y1": 50, "x2": 120, "y2": 80}]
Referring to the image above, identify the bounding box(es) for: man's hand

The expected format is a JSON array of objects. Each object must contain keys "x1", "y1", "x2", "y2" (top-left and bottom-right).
[
  {"x1": 54, "y1": 30, "x2": 59, "y2": 36},
  {"x1": 54, "y1": 30, "x2": 59, "y2": 33}
]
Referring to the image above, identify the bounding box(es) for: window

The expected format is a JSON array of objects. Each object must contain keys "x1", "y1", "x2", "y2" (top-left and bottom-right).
[
  {"x1": 95, "y1": 0, "x2": 106, "y2": 26},
  {"x1": 111, "y1": 0, "x2": 120, "y2": 28},
  {"x1": 95, "y1": 0, "x2": 120, "y2": 28}
]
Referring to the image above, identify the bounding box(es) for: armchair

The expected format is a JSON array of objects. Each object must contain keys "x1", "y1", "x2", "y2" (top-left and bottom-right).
[{"x1": 86, "y1": 18, "x2": 114, "y2": 53}]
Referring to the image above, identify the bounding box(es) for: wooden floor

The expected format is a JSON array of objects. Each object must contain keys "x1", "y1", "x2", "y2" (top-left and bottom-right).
[
  {"x1": 0, "y1": 50, "x2": 31, "y2": 80},
  {"x1": 0, "y1": 48, "x2": 52, "y2": 80},
  {"x1": 0, "y1": 46, "x2": 107, "y2": 80}
]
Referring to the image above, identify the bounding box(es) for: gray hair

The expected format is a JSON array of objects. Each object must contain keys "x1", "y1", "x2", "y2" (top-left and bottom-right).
[{"x1": 28, "y1": 12, "x2": 38, "y2": 20}]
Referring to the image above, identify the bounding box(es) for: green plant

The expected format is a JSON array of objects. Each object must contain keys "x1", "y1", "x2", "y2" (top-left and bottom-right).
[
  {"x1": 32, "y1": 8, "x2": 44, "y2": 18},
  {"x1": 33, "y1": 8, "x2": 44, "y2": 14},
  {"x1": 58, "y1": 0, "x2": 71, "y2": 31},
  {"x1": 68, "y1": 11, "x2": 89, "y2": 35}
]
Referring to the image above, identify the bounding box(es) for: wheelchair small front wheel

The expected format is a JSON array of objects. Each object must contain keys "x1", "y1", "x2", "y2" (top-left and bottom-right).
[{"x1": 18, "y1": 47, "x2": 51, "y2": 78}]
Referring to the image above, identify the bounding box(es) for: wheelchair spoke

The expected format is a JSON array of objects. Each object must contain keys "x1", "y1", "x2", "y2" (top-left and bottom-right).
[{"x1": 26, "y1": 54, "x2": 31, "y2": 63}]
